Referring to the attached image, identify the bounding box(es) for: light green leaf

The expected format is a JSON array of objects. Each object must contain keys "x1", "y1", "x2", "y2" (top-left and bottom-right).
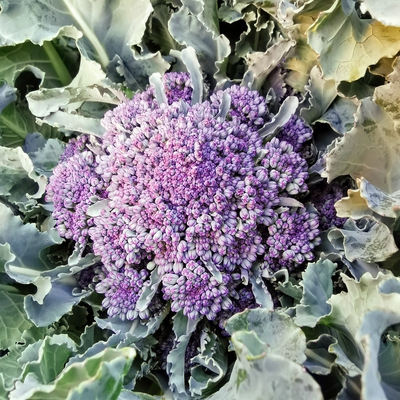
[
  {"x1": 300, "y1": 65, "x2": 337, "y2": 126},
  {"x1": 294, "y1": 259, "x2": 337, "y2": 327},
  {"x1": 308, "y1": 0, "x2": 400, "y2": 82},
  {"x1": 225, "y1": 309, "x2": 307, "y2": 365},
  {"x1": 10, "y1": 347, "x2": 136, "y2": 400},
  {"x1": 189, "y1": 332, "x2": 227, "y2": 397},
  {"x1": 169, "y1": 4, "x2": 231, "y2": 83},
  {"x1": 0, "y1": 290, "x2": 32, "y2": 349},
  {"x1": 323, "y1": 98, "x2": 400, "y2": 194},
  {"x1": 208, "y1": 319, "x2": 322, "y2": 400},
  {"x1": 19, "y1": 335, "x2": 76, "y2": 384},
  {"x1": 242, "y1": 39, "x2": 295, "y2": 92},
  {"x1": 361, "y1": 0, "x2": 400, "y2": 28},
  {"x1": 374, "y1": 57, "x2": 400, "y2": 127},
  {"x1": 328, "y1": 217, "x2": 398, "y2": 263}
]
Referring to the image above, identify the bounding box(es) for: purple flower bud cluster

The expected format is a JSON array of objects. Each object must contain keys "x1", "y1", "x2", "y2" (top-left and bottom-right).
[
  {"x1": 276, "y1": 115, "x2": 313, "y2": 154},
  {"x1": 263, "y1": 207, "x2": 321, "y2": 272},
  {"x1": 162, "y1": 261, "x2": 233, "y2": 320},
  {"x1": 309, "y1": 179, "x2": 349, "y2": 230},
  {"x1": 260, "y1": 138, "x2": 308, "y2": 195},
  {"x1": 95, "y1": 264, "x2": 150, "y2": 320},
  {"x1": 46, "y1": 136, "x2": 105, "y2": 245},
  {"x1": 210, "y1": 85, "x2": 268, "y2": 129},
  {"x1": 47, "y1": 71, "x2": 320, "y2": 324}
]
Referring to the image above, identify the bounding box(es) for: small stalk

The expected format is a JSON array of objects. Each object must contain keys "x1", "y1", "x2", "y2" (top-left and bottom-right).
[{"x1": 42, "y1": 41, "x2": 72, "y2": 87}]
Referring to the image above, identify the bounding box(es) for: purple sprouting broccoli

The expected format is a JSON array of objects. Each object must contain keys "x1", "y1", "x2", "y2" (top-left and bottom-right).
[
  {"x1": 46, "y1": 136, "x2": 105, "y2": 245},
  {"x1": 263, "y1": 207, "x2": 321, "y2": 273},
  {"x1": 276, "y1": 114, "x2": 313, "y2": 156},
  {"x1": 309, "y1": 179, "x2": 349, "y2": 230},
  {"x1": 260, "y1": 137, "x2": 309, "y2": 196},
  {"x1": 92, "y1": 97, "x2": 275, "y2": 279},
  {"x1": 47, "y1": 71, "x2": 320, "y2": 324}
]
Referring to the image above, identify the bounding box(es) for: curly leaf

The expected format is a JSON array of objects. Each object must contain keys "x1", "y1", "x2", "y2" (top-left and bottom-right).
[
  {"x1": 294, "y1": 259, "x2": 337, "y2": 328},
  {"x1": 225, "y1": 309, "x2": 307, "y2": 365},
  {"x1": 0, "y1": 81, "x2": 16, "y2": 113},
  {"x1": 300, "y1": 65, "x2": 336, "y2": 126},
  {"x1": 209, "y1": 317, "x2": 322, "y2": 400},
  {"x1": 308, "y1": 0, "x2": 400, "y2": 82},
  {"x1": 189, "y1": 332, "x2": 227, "y2": 397},
  {"x1": 323, "y1": 98, "x2": 400, "y2": 194},
  {"x1": 10, "y1": 347, "x2": 136, "y2": 400},
  {"x1": 169, "y1": 4, "x2": 230, "y2": 83},
  {"x1": 328, "y1": 217, "x2": 398, "y2": 263}
]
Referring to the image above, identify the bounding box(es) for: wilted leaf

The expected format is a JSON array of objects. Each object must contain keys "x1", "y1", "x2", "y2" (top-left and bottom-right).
[{"x1": 335, "y1": 180, "x2": 372, "y2": 219}]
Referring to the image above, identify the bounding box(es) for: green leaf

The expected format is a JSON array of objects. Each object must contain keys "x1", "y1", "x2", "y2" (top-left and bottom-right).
[
  {"x1": 10, "y1": 347, "x2": 136, "y2": 400},
  {"x1": 166, "y1": 312, "x2": 199, "y2": 400},
  {"x1": 28, "y1": 138, "x2": 65, "y2": 177},
  {"x1": 294, "y1": 259, "x2": 337, "y2": 328},
  {"x1": 323, "y1": 98, "x2": 400, "y2": 194},
  {"x1": 316, "y1": 97, "x2": 358, "y2": 135},
  {"x1": 0, "y1": 0, "x2": 154, "y2": 80},
  {"x1": 209, "y1": 311, "x2": 322, "y2": 400},
  {"x1": 225, "y1": 309, "x2": 307, "y2": 365},
  {"x1": 0, "y1": 290, "x2": 32, "y2": 349},
  {"x1": 169, "y1": 4, "x2": 231, "y2": 83},
  {"x1": 308, "y1": 0, "x2": 400, "y2": 82},
  {"x1": 19, "y1": 335, "x2": 76, "y2": 384},
  {"x1": 300, "y1": 65, "x2": 337, "y2": 126},
  {"x1": 357, "y1": 310, "x2": 400, "y2": 400},
  {"x1": 0, "y1": 41, "x2": 72, "y2": 88},
  {"x1": 328, "y1": 217, "x2": 398, "y2": 263},
  {"x1": 189, "y1": 332, "x2": 228, "y2": 397}
]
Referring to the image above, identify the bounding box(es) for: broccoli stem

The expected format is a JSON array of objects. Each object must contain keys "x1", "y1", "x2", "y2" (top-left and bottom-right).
[{"x1": 42, "y1": 41, "x2": 72, "y2": 87}]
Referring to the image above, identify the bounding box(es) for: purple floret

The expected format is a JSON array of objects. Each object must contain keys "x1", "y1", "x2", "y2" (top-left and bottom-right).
[
  {"x1": 210, "y1": 85, "x2": 268, "y2": 129},
  {"x1": 95, "y1": 266, "x2": 150, "y2": 320},
  {"x1": 309, "y1": 179, "x2": 349, "y2": 230},
  {"x1": 162, "y1": 260, "x2": 233, "y2": 320},
  {"x1": 46, "y1": 136, "x2": 105, "y2": 245},
  {"x1": 260, "y1": 138, "x2": 308, "y2": 196},
  {"x1": 276, "y1": 114, "x2": 313, "y2": 154},
  {"x1": 263, "y1": 207, "x2": 321, "y2": 273}
]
